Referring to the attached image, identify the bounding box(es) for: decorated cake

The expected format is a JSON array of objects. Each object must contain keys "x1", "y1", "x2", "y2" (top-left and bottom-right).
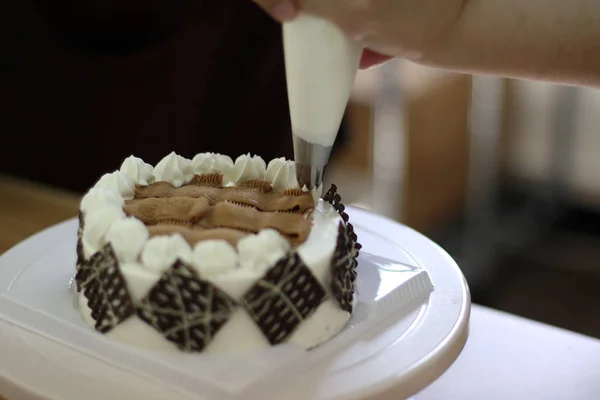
[{"x1": 74, "y1": 152, "x2": 361, "y2": 354}]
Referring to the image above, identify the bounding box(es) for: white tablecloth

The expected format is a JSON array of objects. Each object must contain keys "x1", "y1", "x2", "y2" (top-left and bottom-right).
[{"x1": 416, "y1": 305, "x2": 600, "y2": 400}]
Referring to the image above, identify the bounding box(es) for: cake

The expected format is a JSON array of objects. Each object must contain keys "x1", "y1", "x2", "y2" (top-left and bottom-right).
[{"x1": 74, "y1": 152, "x2": 361, "y2": 354}]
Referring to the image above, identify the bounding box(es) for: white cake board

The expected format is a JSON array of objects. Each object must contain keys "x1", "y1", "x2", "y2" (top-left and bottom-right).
[{"x1": 0, "y1": 207, "x2": 470, "y2": 400}]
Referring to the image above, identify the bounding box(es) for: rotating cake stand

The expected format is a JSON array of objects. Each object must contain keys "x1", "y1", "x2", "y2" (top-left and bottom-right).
[{"x1": 0, "y1": 207, "x2": 470, "y2": 400}]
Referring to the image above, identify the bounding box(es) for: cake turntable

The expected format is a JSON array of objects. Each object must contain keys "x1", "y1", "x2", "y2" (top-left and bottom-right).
[{"x1": 0, "y1": 206, "x2": 469, "y2": 400}]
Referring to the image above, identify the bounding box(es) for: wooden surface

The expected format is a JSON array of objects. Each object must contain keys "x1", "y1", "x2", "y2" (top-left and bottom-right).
[
  {"x1": 350, "y1": 67, "x2": 472, "y2": 229},
  {"x1": 403, "y1": 74, "x2": 471, "y2": 232},
  {"x1": 0, "y1": 174, "x2": 80, "y2": 255}
]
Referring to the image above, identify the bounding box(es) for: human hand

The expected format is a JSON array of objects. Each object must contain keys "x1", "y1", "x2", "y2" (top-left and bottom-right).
[{"x1": 253, "y1": 0, "x2": 466, "y2": 67}]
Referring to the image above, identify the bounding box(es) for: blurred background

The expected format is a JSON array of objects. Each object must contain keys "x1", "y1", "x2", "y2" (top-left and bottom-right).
[
  {"x1": 1, "y1": 1, "x2": 600, "y2": 340},
  {"x1": 324, "y1": 62, "x2": 600, "y2": 339}
]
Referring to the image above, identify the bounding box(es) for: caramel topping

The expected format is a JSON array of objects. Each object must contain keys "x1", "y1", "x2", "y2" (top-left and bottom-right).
[
  {"x1": 126, "y1": 198, "x2": 310, "y2": 246},
  {"x1": 134, "y1": 182, "x2": 176, "y2": 199},
  {"x1": 127, "y1": 174, "x2": 315, "y2": 248},
  {"x1": 200, "y1": 202, "x2": 310, "y2": 245},
  {"x1": 124, "y1": 197, "x2": 211, "y2": 225},
  {"x1": 134, "y1": 182, "x2": 314, "y2": 213}
]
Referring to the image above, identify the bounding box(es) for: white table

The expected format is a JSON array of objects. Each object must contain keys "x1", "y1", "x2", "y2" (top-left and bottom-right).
[{"x1": 416, "y1": 305, "x2": 600, "y2": 400}]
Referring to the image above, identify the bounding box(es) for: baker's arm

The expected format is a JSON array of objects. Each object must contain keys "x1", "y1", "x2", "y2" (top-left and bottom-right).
[{"x1": 421, "y1": 0, "x2": 600, "y2": 86}]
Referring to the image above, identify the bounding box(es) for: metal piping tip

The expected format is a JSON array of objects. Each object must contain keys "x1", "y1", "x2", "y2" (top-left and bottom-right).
[
  {"x1": 295, "y1": 163, "x2": 324, "y2": 190},
  {"x1": 293, "y1": 133, "x2": 333, "y2": 191}
]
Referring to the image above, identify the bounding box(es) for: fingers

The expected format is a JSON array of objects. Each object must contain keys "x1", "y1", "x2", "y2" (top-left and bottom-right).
[
  {"x1": 359, "y1": 49, "x2": 394, "y2": 69},
  {"x1": 253, "y1": 0, "x2": 347, "y2": 22},
  {"x1": 253, "y1": 0, "x2": 298, "y2": 22}
]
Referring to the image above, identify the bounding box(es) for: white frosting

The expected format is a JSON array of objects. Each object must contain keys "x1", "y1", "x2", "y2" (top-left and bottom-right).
[
  {"x1": 237, "y1": 229, "x2": 291, "y2": 274},
  {"x1": 120, "y1": 263, "x2": 162, "y2": 302},
  {"x1": 266, "y1": 157, "x2": 299, "y2": 192},
  {"x1": 77, "y1": 152, "x2": 353, "y2": 354},
  {"x1": 296, "y1": 200, "x2": 342, "y2": 283},
  {"x1": 94, "y1": 171, "x2": 135, "y2": 200},
  {"x1": 120, "y1": 156, "x2": 154, "y2": 186},
  {"x1": 287, "y1": 300, "x2": 351, "y2": 348},
  {"x1": 141, "y1": 234, "x2": 193, "y2": 273},
  {"x1": 223, "y1": 154, "x2": 266, "y2": 185},
  {"x1": 207, "y1": 269, "x2": 263, "y2": 300},
  {"x1": 105, "y1": 218, "x2": 149, "y2": 263},
  {"x1": 153, "y1": 152, "x2": 194, "y2": 187},
  {"x1": 82, "y1": 206, "x2": 127, "y2": 257},
  {"x1": 192, "y1": 152, "x2": 234, "y2": 175},
  {"x1": 80, "y1": 188, "x2": 124, "y2": 215},
  {"x1": 192, "y1": 240, "x2": 238, "y2": 277}
]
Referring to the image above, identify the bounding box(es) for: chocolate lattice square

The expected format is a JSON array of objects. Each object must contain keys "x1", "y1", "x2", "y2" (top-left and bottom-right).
[
  {"x1": 330, "y1": 222, "x2": 361, "y2": 313},
  {"x1": 243, "y1": 252, "x2": 327, "y2": 345},
  {"x1": 76, "y1": 243, "x2": 136, "y2": 333},
  {"x1": 138, "y1": 260, "x2": 238, "y2": 352}
]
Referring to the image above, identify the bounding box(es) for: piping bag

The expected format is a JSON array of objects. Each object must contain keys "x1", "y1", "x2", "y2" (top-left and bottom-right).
[{"x1": 283, "y1": 14, "x2": 363, "y2": 194}]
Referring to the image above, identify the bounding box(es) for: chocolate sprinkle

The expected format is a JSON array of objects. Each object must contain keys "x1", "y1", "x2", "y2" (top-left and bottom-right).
[
  {"x1": 323, "y1": 184, "x2": 362, "y2": 312},
  {"x1": 138, "y1": 260, "x2": 238, "y2": 352},
  {"x1": 76, "y1": 243, "x2": 136, "y2": 333},
  {"x1": 323, "y1": 184, "x2": 347, "y2": 221},
  {"x1": 243, "y1": 252, "x2": 327, "y2": 345},
  {"x1": 323, "y1": 183, "x2": 362, "y2": 255},
  {"x1": 331, "y1": 222, "x2": 360, "y2": 312}
]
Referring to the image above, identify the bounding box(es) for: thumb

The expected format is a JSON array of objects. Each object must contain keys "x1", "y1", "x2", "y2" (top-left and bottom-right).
[{"x1": 253, "y1": 0, "x2": 298, "y2": 22}]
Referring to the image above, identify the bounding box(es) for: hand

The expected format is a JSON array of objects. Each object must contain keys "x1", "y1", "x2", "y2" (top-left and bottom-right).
[{"x1": 253, "y1": 0, "x2": 466, "y2": 66}]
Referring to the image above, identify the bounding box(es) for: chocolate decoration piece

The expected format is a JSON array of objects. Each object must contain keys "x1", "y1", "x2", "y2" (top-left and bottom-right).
[
  {"x1": 330, "y1": 222, "x2": 361, "y2": 313},
  {"x1": 323, "y1": 183, "x2": 361, "y2": 254},
  {"x1": 323, "y1": 184, "x2": 343, "y2": 213},
  {"x1": 138, "y1": 260, "x2": 238, "y2": 352},
  {"x1": 323, "y1": 184, "x2": 362, "y2": 312},
  {"x1": 189, "y1": 173, "x2": 223, "y2": 187},
  {"x1": 282, "y1": 188, "x2": 309, "y2": 196},
  {"x1": 75, "y1": 243, "x2": 136, "y2": 333},
  {"x1": 243, "y1": 252, "x2": 327, "y2": 345},
  {"x1": 238, "y1": 179, "x2": 272, "y2": 192},
  {"x1": 155, "y1": 219, "x2": 194, "y2": 228}
]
